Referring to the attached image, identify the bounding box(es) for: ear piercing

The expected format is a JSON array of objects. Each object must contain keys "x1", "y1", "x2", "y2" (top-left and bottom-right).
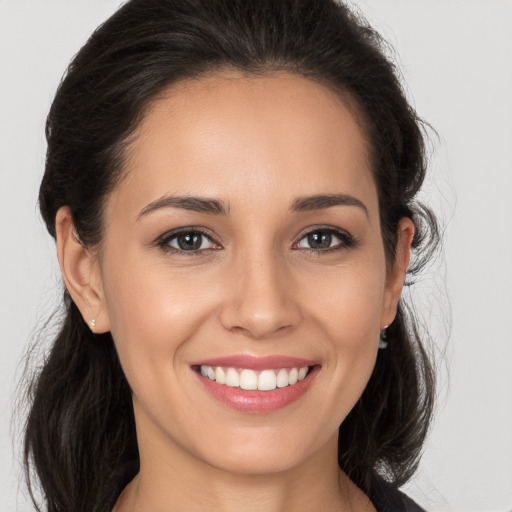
[{"x1": 378, "y1": 325, "x2": 389, "y2": 349}]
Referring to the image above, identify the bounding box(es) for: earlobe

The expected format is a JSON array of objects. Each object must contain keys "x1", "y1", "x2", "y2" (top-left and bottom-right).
[
  {"x1": 55, "y1": 207, "x2": 110, "y2": 333},
  {"x1": 381, "y1": 217, "x2": 415, "y2": 328}
]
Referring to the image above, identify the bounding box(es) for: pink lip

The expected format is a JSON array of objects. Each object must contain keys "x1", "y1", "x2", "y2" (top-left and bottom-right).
[
  {"x1": 191, "y1": 354, "x2": 317, "y2": 370},
  {"x1": 192, "y1": 356, "x2": 320, "y2": 414}
]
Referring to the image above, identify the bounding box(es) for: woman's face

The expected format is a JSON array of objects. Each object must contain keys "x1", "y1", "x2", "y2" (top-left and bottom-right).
[{"x1": 92, "y1": 72, "x2": 409, "y2": 475}]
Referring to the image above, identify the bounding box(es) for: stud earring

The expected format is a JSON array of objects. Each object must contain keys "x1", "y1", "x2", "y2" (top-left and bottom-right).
[
  {"x1": 90, "y1": 319, "x2": 96, "y2": 330},
  {"x1": 378, "y1": 326, "x2": 388, "y2": 349}
]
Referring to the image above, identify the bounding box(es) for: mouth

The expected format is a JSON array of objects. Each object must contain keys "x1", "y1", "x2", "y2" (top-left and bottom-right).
[
  {"x1": 194, "y1": 364, "x2": 311, "y2": 391},
  {"x1": 191, "y1": 355, "x2": 320, "y2": 413}
]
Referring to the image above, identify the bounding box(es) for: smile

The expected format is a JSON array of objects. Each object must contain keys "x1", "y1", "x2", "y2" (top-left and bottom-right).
[
  {"x1": 199, "y1": 365, "x2": 309, "y2": 391},
  {"x1": 192, "y1": 355, "x2": 319, "y2": 413}
]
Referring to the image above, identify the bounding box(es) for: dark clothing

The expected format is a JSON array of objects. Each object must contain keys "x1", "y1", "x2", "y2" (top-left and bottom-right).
[
  {"x1": 95, "y1": 462, "x2": 426, "y2": 511},
  {"x1": 370, "y1": 478, "x2": 426, "y2": 511}
]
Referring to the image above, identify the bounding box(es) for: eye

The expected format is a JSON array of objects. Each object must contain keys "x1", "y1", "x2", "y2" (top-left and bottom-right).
[
  {"x1": 296, "y1": 228, "x2": 352, "y2": 251},
  {"x1": 159, "y1": 229, "x2": 219, "y2": 253}
]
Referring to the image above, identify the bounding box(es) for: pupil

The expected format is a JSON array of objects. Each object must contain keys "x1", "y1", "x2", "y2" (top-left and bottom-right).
[
  {"x1": 178, "y1": 233, "x2": 202, "y2": 250},
  {"x1": 308, "y1": 232, "x2": 331, "y2": 249}
]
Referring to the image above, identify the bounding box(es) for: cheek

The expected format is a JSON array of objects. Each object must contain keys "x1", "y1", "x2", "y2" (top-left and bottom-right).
[
  {"x1": 303, "y1": 254, "x2": 386, "y2": 342},
  {"x1": 299, "y1": 252, "x2": 386, "y2": 405},
  {"x1": 100, "y1": 254, "x2": 218, "y2": 383}
]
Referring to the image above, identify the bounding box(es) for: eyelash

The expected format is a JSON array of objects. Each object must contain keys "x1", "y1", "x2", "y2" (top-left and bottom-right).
[
  {"x1": 157, "y1": 227, "x2": 220, "y2": 255},
  {"x1": 293, "y1": 226, "x2": 357, "y2": 254},
  {"x1": 156, "y1": 226, "x2": 357, "y2": 256}
]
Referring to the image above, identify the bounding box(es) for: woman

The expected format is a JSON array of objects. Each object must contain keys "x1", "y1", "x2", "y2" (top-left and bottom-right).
[{"x1": 24, "y1": 0, "x2": 438, "y2": 510}]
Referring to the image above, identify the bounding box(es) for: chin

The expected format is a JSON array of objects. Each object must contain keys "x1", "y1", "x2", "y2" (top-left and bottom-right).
[
  {"x1": 204, "y1": 445, "x2": 310, "y2": 476},
  {"x1": 191, "y1": 424, "x2": 335, "y2": 477}
]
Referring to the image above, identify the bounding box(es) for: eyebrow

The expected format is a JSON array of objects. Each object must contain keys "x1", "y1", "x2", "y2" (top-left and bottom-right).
[
  {"x1": 291, "y1": 194, "x2": 369, "y2": 217},
  {"x1": 137, "y1": 195, "x2": 228, "y2": 219},
  {"x1": 137, "y1": 193, "x2": 368, "y2": 219}
]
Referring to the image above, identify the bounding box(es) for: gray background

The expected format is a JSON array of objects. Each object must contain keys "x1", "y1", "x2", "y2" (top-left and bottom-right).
[{"x1": 1, "y1": 1, "x2": 511, "y2": 510}]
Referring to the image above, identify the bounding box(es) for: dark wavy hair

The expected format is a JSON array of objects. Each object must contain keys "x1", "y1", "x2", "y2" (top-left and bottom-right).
[{"x1": 24, "y1": 0, "x2": 439, "y2": 510}]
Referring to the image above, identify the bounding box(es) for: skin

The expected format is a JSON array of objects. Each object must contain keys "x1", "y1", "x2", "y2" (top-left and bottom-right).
[{"x1": 56, "y1": 72, "x2": 414, "y2": 511}]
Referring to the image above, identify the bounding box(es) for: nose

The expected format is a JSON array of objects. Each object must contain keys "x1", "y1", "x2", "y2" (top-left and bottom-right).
[{"x1": 219, "y1": 251, "x2": 301, "y2": 339}]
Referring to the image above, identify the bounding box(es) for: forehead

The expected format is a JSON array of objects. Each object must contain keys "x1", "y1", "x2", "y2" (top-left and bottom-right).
[{"x1": 108, "y1": 72, "x2": 376, "y2": 217}]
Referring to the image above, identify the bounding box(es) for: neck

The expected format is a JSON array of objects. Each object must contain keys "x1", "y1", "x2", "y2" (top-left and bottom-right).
[{"x1": 114, "y1": 431, "x2": 374, "y2": 512}]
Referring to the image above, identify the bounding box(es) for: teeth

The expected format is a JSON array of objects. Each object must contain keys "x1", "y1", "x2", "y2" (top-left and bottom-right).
[
  {"x1": 298, "y1": 366, "x2": 308, "y2": 380},
  {"x1": 215, "y1": 366, "x2": 226, "y2": 384},
  {"x1": 225, "y1": 368, "x2": 240, "y2": 387},
  {"x1": 240, "y1": 369, "x2": 258, "y2": 390},
  {"x1": 199, "y1": 365, "x2": 310, "y2": 391},
  {"x1": 258, "y1": 370, "x2": 277, "y2": 391},
  {"x1": 276, "y1": 368, "x2": 289, "y2": 388}
]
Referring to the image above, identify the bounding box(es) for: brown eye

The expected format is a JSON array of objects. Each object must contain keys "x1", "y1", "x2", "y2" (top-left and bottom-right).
[
  {"x1": 297, "y1": 229, "x2": 351, "y2": 251},
  {"x1": 164, "y1": 231, "x2": 217, "y2": 252}
]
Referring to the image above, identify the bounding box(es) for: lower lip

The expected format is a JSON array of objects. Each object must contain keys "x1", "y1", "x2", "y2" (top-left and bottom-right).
[{"x1": 195, "y1": 366, "x2": 319, "y2": 413}]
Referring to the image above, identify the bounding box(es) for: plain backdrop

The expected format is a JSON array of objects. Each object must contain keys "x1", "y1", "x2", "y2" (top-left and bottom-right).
[{"x1": 1, "y1": 1, "x2": 511, "y2": 511}]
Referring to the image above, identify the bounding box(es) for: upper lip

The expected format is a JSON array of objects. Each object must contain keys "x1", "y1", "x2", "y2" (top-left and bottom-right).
[{"x1": 191, "y1": 355, "x2": 318, "y2": 370}]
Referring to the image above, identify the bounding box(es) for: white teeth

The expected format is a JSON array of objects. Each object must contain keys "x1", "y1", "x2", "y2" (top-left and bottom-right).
[
  {"x1": 239, "y1": 369, "x2": 258, "y2": 390},
  {"x1": 225, "y1": 368, "x2": 240, "y2": 387},
  {"x1": 199, "y1": 365, "x2": 310, "y2": 391},
  {"x1": 215, "y1": 366, "x2": 226, "y2": 384},
  {"x1": 258, "y1": 369, "x2": 277, "y2": 391},
  {"x1": 276, "y1": 368, "x2": 289, "y2": 388}
]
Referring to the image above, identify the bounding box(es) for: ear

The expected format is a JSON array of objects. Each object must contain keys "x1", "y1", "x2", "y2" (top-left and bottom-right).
[
  {"x1": 380, "y1": 217, "x2": 415, "y2": 329},
  {"x1": 55, "y1": 206, "x2": 110, "y2": 333}
]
